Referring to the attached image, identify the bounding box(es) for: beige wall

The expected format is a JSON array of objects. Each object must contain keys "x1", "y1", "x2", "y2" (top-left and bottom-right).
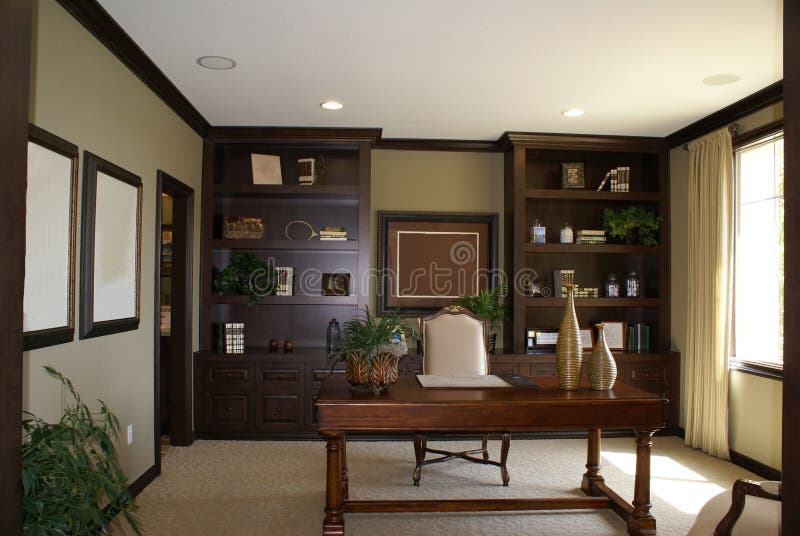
[
  {"x1": 24, "y1": 0, "x2": 203, "y2": 482},
  {"x1": 370, "y1": 150, "x2": 505, "y2": 343},
  {"x1": 669, "y1": 102, "x2": 783, "y2": 469}
]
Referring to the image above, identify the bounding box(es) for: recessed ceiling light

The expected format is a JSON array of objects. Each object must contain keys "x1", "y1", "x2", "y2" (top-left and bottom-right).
[
  {"x1": 702, "y1": 73, "x2": 742, "y2": 86},
  {"x1": 321, "y1": 100, "x2": 344, "y2": 110},
  {"x1": 196, "y1": 56, "x2": 236, "y2": 70},
  {"x1": 562, "y1": 108, "x2": 584, "y2": 117}
]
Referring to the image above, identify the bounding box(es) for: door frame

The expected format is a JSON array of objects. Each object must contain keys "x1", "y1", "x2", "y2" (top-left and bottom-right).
[{"x1": 154, "y1": 171, "x2": 195, "y2": 467}]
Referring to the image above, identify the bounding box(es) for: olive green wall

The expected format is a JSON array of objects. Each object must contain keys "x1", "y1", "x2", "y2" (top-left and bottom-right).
[
  {"x1": 370, "y1": 150, "x2": 505, "y2": 344},
  {"x1": 24, "y1": 0, "x2": 203, "y2": 482},
  {"x1": 670, "y1": 102, "x2": 783, "y2": 469}
]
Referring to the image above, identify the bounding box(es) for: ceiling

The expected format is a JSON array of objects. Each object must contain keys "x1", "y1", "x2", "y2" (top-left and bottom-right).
[{"x1": 96, "y1": 0, "x2": 783, "y2": 140}]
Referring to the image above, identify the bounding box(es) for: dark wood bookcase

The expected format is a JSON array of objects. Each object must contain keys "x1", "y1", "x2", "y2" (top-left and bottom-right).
[
  {"x1": 497, "y1": 132, "x2": 679, "y2": 430},
  {"x1": 196, "y1": 128, "x2": 380, "y2": 437}
]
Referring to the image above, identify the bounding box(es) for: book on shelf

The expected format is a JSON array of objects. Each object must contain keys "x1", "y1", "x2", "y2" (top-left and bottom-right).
[
  {"x1": 553, "y1": 269, "x2": 575, "y2": 298},
  {"x1": 625, "y1": 322, "x2": 650, "y2": 353},
  {"x1": 319, "y1": 237, "x2": 348, "y2": 241},
  {"x1": 597, "y1": 170, "x2": 611, "y2": 191},
  {"x1": 224, "y1": 322, "x2": 245, "y2": 354}
]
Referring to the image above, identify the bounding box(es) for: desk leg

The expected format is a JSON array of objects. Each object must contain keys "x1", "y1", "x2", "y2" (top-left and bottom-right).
[
  {"x1": 342, "y1": 432, "x2": 349, "y2": 500},
  {"x1": 322, "y1": 432, "x2": 345, "y2": 536},
  {"x1": 628, "y1": 429, "x2": 657, "y2": 536},
  {"x1": 582, "y1": 428, "x2": 604, "y2": 494}
]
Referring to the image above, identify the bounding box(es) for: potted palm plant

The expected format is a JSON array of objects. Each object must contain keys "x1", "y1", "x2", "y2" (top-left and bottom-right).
[
  {"x1": 331, "y1": 308, "x2": 418, "y2": 394},
  {"x1": 21, "y1": 366, "x2": 140, "y2": 534},
  {"x1": 454, "y1": 284, "x2": 507, "y2": 352}
]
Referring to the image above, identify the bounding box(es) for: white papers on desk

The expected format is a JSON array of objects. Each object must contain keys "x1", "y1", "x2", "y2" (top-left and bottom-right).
[{"x1": 416, "y1": 374, "x2": 511, "y2": 388}]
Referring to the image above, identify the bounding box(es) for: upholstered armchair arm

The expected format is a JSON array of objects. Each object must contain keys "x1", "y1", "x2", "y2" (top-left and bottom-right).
[{"x1": 714, "y1": 479, "x2": 782, "y2": 536}]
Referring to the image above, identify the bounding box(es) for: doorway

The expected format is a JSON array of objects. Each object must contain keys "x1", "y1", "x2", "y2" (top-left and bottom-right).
[{"x1": 155, "y1": 171, "x2": 194, "y2": 464}]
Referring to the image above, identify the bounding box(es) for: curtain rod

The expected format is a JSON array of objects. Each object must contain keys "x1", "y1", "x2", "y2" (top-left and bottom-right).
[{"x1": 682, "y1": 123, "x2": 740, "y2": 150}]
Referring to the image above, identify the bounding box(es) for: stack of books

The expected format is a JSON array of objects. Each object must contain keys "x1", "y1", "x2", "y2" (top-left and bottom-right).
[
  {"x1": 597, "y1": 166, "x2": 631, "y2": 192},
  {"x1": 224, "y1": 322, "x2": 245, "y2": 354},
  {"x1": 320, "y1": 226, "x2": 347, "y2": 241},
  {"x1": 553, "y1": 269, "x2": 575, "y2": 298},
  {"x1": 576, "y1": 230, "x2": 606, "y2": 244},
  {"x1": 573, "y1": 287, "x2": 599, "y2": 298},
  {"x1": 274, "y1": 266, "x2": 295, "y2": 296},
  {"x1": 625, "y1": 322, "x2": 651, "y2": 353}
]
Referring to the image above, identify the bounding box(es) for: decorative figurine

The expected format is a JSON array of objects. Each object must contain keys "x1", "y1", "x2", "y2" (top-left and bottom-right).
[
  {"x1": 268, "y1": 338, "x2": 279, "y2": 353},
  {"x1": 283, "y1": 339, "x2": 294, "y2": 353}
]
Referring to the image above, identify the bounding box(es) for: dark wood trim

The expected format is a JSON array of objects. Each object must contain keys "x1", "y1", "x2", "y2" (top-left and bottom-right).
[
  {"x1": 199, "y1": 139, "x2": 214, "y2": 351},
  {"x1": 0, "y1": 1, "x2": 31, "y2": 532},
  {"x1": 153, "y1": 175, "x2": 163, "y2": 474},
  {"x1": 79, "y1": 151, "x2": 142, "y2": 339},
  {"x1": 729, "y1": 449, "x2": 782, "y2": 482},
  {"x1": 54, "y1": 0, "x2": 209, "y2": 137},
  {"x1": 207, "y1": 126, "x2": 382, "y2": 144},
  {"x1": 127, "y1": 464, "x2": 159, "y2": 499},
  {"x1": 783, "y1": 0, "x2": 800, "y2": 532},
  {"x1": 498, "y1": 132, "x2": 666, "y2": 153},
  {"x1": 23, "y1": 124, "x2": 79, "y2": 351},
  {"x1": 732, "y1": 119, "x2": 783, "y2": 148},
  {"x1": 665, "y1": 81, "x2": 783, "y2": 148},
  {"x1": 729, "y1": 359, "x2": 783, "y2": 381},
  {"x1": 375, "y1": 138, "x2": 500, "y2": 152}
]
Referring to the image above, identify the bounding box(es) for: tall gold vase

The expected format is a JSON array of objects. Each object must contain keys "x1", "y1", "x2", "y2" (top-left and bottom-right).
[
  {"x1": 556, "y1": 284, "x2": 583, "y2": 390},
  {"x1": 589, "y1": 323, "x2": 617, "y2": 390}
]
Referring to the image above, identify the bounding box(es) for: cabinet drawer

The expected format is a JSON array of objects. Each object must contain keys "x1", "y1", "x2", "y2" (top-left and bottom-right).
[
  {"x1": 532, "y1": 363, "x2": 557, "y2": 377},
  {"x1": 207, "y1": 393, "x2": 250, "y2": 432},
  {"x1": 207, "y1": 365, "x2": 251, "y2": 385},
  {"x1": 489, "y1": 363, "x2": 519, "y2": 376},
  {"x1": 257, "y1": 364, "x2": 304, "y2": 387},
  {"x1": 628, "y1": 366, "x2": 666, "y2": 383},
  {"x1": 255, "y1": 390, "x2": 302, "y2": 431}
]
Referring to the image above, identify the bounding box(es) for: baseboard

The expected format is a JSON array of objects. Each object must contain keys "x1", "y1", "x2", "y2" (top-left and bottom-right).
[
  {"x1": 128, "y1": 464, "x2": 159, "y2": 498},
  {"x1": 729, "y1": 449, "x2": 782, "y2": 481}
]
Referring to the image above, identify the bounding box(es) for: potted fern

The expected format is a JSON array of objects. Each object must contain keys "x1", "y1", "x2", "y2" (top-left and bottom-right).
[
  {"x1": 331, "y1": 308, "x2": 418, "y2": 394},
  {"x1": 454, "y1": 284, "x2": 507, "y2": 352},
  {"x1": 22, "y1": 366, "x2": 140, "y2": 534}
]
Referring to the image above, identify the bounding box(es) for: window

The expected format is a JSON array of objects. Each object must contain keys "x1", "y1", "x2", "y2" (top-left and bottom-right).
[{"x1": 732, "y1": 131, "x2": 784, "y2": 376}]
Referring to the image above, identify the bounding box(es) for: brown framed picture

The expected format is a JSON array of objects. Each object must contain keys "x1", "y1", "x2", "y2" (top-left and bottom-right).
[
  {"x1": 601, "y1": 321, "x2": 625, "y2": 351},
  {"x1": 561, "y1": 162, "x2": 585, "y2": 189},
  {"x1": 377, "y1": 211, "x2": 498, "y2": 315},
  {"x1": 322, "y1": 273, "x2": 350, "y2": 296}
]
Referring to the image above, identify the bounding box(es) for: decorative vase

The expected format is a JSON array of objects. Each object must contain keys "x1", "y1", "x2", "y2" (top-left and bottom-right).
[
  {"x1": 589, "y1": 323, "x2": 617, "y2": 390},
  {"x1": 345, "y1": 351, "x2": 399, "y2": 395},
  {"x1": 555, "y1": 284, "x2": 583, "y2": 390}
]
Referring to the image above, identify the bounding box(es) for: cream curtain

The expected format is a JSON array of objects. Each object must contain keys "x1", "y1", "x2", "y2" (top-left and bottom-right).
[{"x1": 684, "y1": 128, "x2": 733, "y2": 459}]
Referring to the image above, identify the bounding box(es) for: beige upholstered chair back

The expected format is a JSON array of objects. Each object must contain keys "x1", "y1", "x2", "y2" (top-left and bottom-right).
[{"x1": 423, "y1": 307, "x2": 488, "y2": 375}]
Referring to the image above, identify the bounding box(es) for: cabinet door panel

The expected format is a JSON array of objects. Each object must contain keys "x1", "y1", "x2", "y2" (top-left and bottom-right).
[
  {"x1": 255, "y1": 390, "x2": 303, "y2": 431},
  {"x1": 206, "y1": 392, "x2": 250, "y2": 432}
]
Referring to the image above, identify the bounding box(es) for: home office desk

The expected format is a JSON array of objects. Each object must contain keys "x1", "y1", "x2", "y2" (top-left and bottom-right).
[{"x1": 316, "y1": 375, "x2": 665, "y2": 536}]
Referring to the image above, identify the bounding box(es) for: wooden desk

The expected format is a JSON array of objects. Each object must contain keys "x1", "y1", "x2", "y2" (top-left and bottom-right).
[{"x1": 316, "y1": 375, "x2": 665, "y2": 536}]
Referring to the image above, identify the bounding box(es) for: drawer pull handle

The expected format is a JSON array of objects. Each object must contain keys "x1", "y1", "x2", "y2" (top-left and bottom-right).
[
  {"x1": 226, "y1": 373, "x2": 232, "y2": 378},
  {"x1": 226, "y1": 407, "x2": 232, "y2": 412}
]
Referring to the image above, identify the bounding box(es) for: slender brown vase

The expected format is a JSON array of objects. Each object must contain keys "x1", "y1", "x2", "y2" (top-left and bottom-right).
[
  {"x1": 555, "y1": 284, "x2": 583, "y2": 390},
  {"x1": 589, "y1": 323, "x2": 617, "y2": 390}
]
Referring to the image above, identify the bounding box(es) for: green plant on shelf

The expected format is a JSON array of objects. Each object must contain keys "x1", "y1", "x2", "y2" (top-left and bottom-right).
[
  {"x1": 22, "y1": 366, "x2": 140, "y2": 535},
  {"x1": 212, "y1": 252, "x2": 275, "y2": 307},
  {"x1": 602, "y1": 207, "x2": 661, "y2": 247}
]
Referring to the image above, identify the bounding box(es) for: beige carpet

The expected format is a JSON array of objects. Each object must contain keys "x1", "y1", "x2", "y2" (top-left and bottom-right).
[{"x1": 118, "y1": 436, "x2": 758, "y2": 535}]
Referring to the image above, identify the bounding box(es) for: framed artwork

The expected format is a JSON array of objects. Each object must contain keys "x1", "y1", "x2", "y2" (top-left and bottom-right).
[
  {"x1": 23, "y1": 125, "x2": 79, "y2": 350},
  {"x1": 580, "y1": 328, "x2": 595, "y2": 351},
  {"x1": 525, "y1": 328, "x2": 559, "y2": 354},
  {"x1": 79, "y1": 151, "x2": 142, "y2": 339},
  {"x1": 322, "y1": 273, "x2": 351, "y2": 296},
  {"x1": 377, "y1": 211, "x2": 498, "y2": 315},
  {"x1": 601, "y1": 321, "x2": 625, "y2": 351},
  {"x1": 561, "y1": 162, "x2": 585, "y2": 189}
]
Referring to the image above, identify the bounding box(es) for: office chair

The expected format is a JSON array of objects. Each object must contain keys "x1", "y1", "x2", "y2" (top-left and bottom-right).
[{"x1": 413, "y1": 306, "x2": 511, "y2": 486}]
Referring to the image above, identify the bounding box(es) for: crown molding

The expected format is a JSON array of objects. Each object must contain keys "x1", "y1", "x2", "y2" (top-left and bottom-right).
[
  {"x1": 665, "y1": 80, "x2": 783, "y2": 148},
  {"x1": 375, "y1": 138, "x2": 501, "y2": 152},
  {"x1": 55, "y1": 0, "x2": 210, "y2": 137}
]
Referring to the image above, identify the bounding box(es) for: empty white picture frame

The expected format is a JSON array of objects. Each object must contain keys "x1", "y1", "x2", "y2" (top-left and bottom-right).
[
  {"x1": 23, "y1": 125, "x2": 79, "y2": 350},
  {"x1": 80, "y1": 151, "x2": 142, "y2": 339},
  {"x1": 251, "y1": 153, "x2": 282, "y2": 184}
]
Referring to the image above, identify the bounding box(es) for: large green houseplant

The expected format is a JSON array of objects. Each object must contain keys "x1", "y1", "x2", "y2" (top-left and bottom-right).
[
  {"x1": 602, "y1": 207, "x2": 661, "y2": 247},
  {"x1": 454, "y1": 284, "x2": 507, "y2": 352},
  {"x1": 331, "y1": 308, "x2": 418, "y2": 394},
  {"x1": 21, "y1": 366, "x2": 140, "y2": 535}
]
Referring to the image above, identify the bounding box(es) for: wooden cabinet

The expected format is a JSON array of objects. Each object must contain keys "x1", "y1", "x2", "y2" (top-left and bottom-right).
[{"x1": 489, "y1": 352, "x2": 680, "y2": 431}]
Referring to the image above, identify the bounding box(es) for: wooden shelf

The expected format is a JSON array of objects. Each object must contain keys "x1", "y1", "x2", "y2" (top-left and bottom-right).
[
  {"x1": 525, "y1": 189, "x2": 661, "y2": 202},
  {"x1": 210, "y1": 294, "x2": 358, "y2": 306},
  {"x1": 523, "y1": 297, "x2": 660, "y2": 308},
  {"x1": 524, "y1": 243, "x2": 659, "y2": 254},
  {"x1": 213, "y1": 239, "x2": 359, "y2": 252},
  {"x1": 214, "y1": 184, "x2": 358, "y2": 199}
]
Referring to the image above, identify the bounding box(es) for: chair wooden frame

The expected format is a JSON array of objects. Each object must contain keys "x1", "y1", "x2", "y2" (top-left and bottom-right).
[
  {"x1": 413, "y1": 306, "x2": 511, "y2": 486},
  {"x1": 714, "y1": 479, "x2": 782, "y2": 535}
]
